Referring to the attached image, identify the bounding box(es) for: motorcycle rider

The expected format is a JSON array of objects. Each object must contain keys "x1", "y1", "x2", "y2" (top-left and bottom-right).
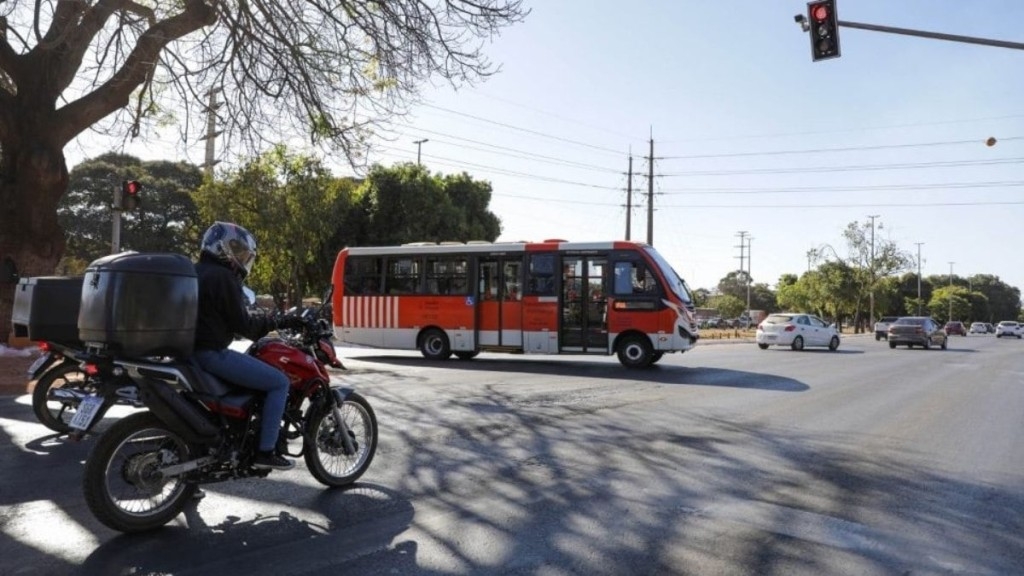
[{"x1": 193, "y1": 221, "x2": 304, "y2": 470}]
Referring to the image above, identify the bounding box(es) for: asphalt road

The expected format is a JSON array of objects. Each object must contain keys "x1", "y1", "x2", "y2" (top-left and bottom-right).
[{"x1": 1, "y1": 333, "x2": 1022, "y2": 575}]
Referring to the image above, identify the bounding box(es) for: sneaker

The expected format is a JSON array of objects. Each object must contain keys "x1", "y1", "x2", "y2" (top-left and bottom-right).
[{"x1": 253, "y1": 451, "x2": 295, "y2": 471}]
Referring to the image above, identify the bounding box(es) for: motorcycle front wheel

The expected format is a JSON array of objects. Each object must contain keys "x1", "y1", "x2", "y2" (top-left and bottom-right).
[
  {"x1": 82, "y1": 412, "x2": 198, "y2": 533},
  {"x1": 32, "y1": 361, "x2": 91, "y2": 433},
  {"x1": 304, "y1": 391, "x2": 378, "y2": 487}
]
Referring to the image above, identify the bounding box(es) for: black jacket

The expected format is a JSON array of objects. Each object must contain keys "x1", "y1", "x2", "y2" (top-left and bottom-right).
[{"x1": 194, "y1": 253, "x2": 277, "y2": 351}]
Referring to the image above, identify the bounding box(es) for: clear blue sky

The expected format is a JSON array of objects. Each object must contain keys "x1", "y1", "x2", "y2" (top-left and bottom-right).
[{"x1": 70, "y1": 1, "x2": 1024, "y2": 295}]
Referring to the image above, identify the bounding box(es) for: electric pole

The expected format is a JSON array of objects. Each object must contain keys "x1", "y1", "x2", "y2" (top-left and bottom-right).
[
  {"x1": 201, "y1": 88, "x2": 223, "y2": 176},
  {"x1": 868, "y1": 214, "x2": 879, "y2": 327},
  {"x1": 948, "y1": 261, "x2": 955, "y2": 322},
  {"x1": 646, "y1": 131, "x2": 654, "y2": 246},
  {"x1": 625, "y1": 154, "x2": 633, "y2": 240},
  {"x1": 915, "y1": 242, "x2": 924, "y2": 315}
]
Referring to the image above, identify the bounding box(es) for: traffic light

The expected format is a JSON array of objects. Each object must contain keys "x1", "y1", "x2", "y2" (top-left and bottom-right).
[
  {"x1": 121, "y1": 180, "x2": 142, "y2": 211},
  {"x1": 808, "y1": 0, "x2": 841, "y2": 61}
]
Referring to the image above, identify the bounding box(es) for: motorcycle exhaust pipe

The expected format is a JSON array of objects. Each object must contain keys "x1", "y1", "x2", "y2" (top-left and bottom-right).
[{"x1": 138, "y1": 378, "x2": 219, "y2": 444}]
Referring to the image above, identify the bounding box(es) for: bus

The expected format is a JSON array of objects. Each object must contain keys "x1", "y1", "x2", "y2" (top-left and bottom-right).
[{"x1": 330, "y1": 239, "x2": 699, "y2": 368}]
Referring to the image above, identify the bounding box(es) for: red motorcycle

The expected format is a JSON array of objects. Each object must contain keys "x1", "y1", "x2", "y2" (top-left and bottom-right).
[{"x1": 75, "y1": 292, "x2": 378, "y2": 533}]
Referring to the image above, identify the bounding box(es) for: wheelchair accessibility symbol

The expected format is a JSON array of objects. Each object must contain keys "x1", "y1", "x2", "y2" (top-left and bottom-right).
[{"x1": 465, "y1": 296, "x2": 475, "y2": 306}]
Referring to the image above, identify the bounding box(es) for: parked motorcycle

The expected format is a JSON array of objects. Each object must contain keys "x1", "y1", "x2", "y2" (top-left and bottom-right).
[{"x1": 75, "y1": 291, "x2": 378, "y2": 533}]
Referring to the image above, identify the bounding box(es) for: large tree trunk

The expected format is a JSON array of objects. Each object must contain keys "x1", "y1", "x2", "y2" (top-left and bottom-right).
[{"x1": 0, "y1": 139, "x2": 69, "y2": 343}]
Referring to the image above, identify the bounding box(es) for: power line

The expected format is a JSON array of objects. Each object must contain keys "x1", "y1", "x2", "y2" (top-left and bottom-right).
[
  {"x1": 657, "y1": 157, "x2": 1024, "y2": 177},
  {"x1": 657, "y1": 136, "x2": 1024, "y2": 161},
  {"x1": 658, "y1": 180, "x2": 1024, "y2": 194},
  {"x1": 419, "y1": 103, "x2": 625, "y2": 155}
]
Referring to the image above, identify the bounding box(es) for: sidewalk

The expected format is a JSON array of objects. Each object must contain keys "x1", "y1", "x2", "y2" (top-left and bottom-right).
[{"x1": 0, "y1": 344, "x2": 37, "y2": 396}]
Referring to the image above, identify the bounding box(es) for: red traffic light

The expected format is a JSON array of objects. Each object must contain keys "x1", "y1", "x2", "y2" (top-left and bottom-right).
[
  {"x1": 811, "y1": 5, "x2": 829, "y2": 21},
  {"x1": 121, "y1": 180, "x2": 142, "y2": 210}
]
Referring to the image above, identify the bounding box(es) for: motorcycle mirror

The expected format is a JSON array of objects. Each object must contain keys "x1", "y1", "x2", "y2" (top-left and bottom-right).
[
  {"x1": 2, "y1": 256, "x2": 18, "y2": 284},
  {"x1": 241, "y1": 286, "x2": 256, "y2": 306},
  {"x1": 322, "y1": 285, "x2": 333, "y2": 302}
]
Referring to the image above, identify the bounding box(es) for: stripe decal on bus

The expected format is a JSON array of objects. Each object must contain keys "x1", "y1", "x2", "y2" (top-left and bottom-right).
[{"x1": 344, "y1": 296, "x2": 399, "y2": 328}]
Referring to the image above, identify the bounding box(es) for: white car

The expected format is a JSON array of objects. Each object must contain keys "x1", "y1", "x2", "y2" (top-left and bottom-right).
[
  {"x1": 995, "y1": 321, "x2": 1023, "y2": 339},
  {"x1": 756, "y1": 313, "x2": 841, "y2": 351},
  {"x1": 969, "y1": 322, "x2": 989, "y2": 334}
]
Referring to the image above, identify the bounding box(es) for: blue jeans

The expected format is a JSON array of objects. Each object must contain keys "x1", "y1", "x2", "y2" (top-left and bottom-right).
[{"x1": 192, "y1": 348, "x2": 289, "y2": 453}]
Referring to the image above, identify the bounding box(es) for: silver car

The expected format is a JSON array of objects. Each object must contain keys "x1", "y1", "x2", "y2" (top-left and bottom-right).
[{"x1": 995, "y1": 321, "x2": 1023, "y2": 339}]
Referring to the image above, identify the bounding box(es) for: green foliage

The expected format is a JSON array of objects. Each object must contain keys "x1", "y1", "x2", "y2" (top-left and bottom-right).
[
  {"x1": 58, "y1": 153, "x2": 202, "y2": 273},
  {"x1": 707, "y1": 294, "x2": 745, "y2": 319},
  {"x1": 356, "y1": 164, "x2": 501, "y2": 245},
  {"x1": 928, "y1": 286, "x2": 972, "y2": 323},
  {"x1": 192, "y1": 147, "x2": 355, "y2": 307}
]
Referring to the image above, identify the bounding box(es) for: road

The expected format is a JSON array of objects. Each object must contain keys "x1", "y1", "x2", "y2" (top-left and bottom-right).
[{"x1": 1, "y1": 333, "x2": 1022, "y2": 575}]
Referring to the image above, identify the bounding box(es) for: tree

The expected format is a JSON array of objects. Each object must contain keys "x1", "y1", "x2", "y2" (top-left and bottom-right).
[
  {"x1": 357, "y1": 163, "x2": 501, "y2": 245},
  {"x1": 928, "y1": 286, "x2": 971, "y2": 324},
  {"x1": 57, "y1": 153, "x2": 202, "y2": 274},
  {"x1": 707, "y1": 294, "x2": 745, "y2": 319},
  {"x1": 839, "y1": 220, "x2": 913, "y2": 330},
  {"x1": 0, "y1": 0, "x2": 527, "y2": 340},
  {"x1": 192, "y1": 147, "x2": 356, "y2": 308}
]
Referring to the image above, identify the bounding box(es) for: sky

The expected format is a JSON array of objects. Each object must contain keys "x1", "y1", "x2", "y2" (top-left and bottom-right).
[{"x1": 65, "y1": 0, "x2": 1024, "y2": 295}]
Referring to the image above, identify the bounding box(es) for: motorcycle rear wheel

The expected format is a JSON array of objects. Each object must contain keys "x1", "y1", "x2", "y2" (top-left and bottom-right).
[
  {"x1": 82, "y1": 412, "x2": 198, "y2": 533},
  {"x1": 32, "y1": 361, "x2": 90, "y2": 433},
  {"x1": 304, "y1": 391, "x2": 378, "y2": 487}
]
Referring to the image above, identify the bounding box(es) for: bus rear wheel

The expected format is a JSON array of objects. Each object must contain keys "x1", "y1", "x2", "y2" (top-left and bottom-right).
[
  {"x1": 454, "y1": 351, "x2": 479, "y2": 361},
  {"x1": 420, "y1": 329, "x2": 452, "y2": 360},
  {"x1": 617, "y1": 335, "x2": 654, "y2": 369}
]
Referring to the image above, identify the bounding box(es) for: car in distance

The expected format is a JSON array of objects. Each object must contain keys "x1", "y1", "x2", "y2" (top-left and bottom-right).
[
  {"x1": 944, "y1": 321, "x2": 967, "y2": 336},
  {"x1": 756, "y1": 313, "x2": 840, "y2": 351},
  {"x1": 969, "y1": 322, "x2": 989, "y2": 334},
  {"x1": 995, "y1": 321, "x2": 1023, "y2": 339},
  {"x1": 873, "y1": 316, "x2": 899, "y2": 341},
  {"x1": 887, "y1": 317, "x2": 947, "y2": 350}
]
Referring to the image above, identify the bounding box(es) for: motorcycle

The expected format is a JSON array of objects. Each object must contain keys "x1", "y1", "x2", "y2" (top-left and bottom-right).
[
  {"x1": 74, "y1": 288, "x2": 378, "y2": 533},
  {"x1": 28, "y1": 340, "x2": 147, "y2": 433}
]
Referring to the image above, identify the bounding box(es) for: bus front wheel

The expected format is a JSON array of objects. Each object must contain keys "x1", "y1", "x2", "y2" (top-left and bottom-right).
[
  {"x1": 420, "y1": 329, "x2": 452, "y2": 360},
  {"x1": 617, "y1": 335, "x2": 654, "y2": 369}
]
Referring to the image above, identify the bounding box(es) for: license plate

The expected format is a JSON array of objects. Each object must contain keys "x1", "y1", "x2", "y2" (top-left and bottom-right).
[
  {"x1": 69, "y1": 396, "x2": 104, "y2": 431},
  {"x1": 27, "y1": 353, "x2": 52, "y2": 377}
]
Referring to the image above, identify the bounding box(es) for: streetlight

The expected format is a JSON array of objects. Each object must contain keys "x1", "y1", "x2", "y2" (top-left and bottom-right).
[{"x1": 413, "y1": 138, "x2": 428, "y2": 165}]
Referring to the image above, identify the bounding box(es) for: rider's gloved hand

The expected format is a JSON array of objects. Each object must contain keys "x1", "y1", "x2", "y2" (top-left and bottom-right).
[{"x1": 276, "y1": 315, "x2": 307, "y2": 332}]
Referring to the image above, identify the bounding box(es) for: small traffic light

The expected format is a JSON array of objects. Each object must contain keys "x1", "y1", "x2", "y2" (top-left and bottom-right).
[
  {"x1": 808, "y1": 0, "x2": 841, "y2": 61},
  {"x1": 121, "y1": 180, "x2": 142, "y2": 211}
]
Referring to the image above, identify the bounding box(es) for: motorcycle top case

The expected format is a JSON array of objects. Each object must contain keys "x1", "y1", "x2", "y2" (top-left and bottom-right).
[
  {"x1": 78, "y1": 253, "x2": 198, "y2": 358},
  {"x1": 11, "y1": 276, "x2": 85, "y2": 345}
]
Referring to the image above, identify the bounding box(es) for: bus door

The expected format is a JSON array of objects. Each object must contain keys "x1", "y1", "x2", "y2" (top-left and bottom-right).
[
  {"x1": 476, "y1": 257, "x2": 523, "y2": 347},
  {"x1": 560, "y1": 256, "x2": 608, "y2": 351}
]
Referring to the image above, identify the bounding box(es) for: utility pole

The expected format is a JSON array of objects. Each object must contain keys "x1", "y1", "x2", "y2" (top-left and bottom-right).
[
  {"x1": 867, "y1": 215, "x2": 879, "y2": 328},
  {"x1": 111, "y1": 184, "x2": 122, "y2": 254},
  {"x1": 646, "y1": 131, "x2": 654, "y2": 246},
  {"x1": 745, "y1": 236, "x2": 753, "y2": 321},
  {"x1": 200, "y1": 88, "x2": 223, "y2": 176},
  {"x1": 948, "y1": 261, "x2": 955, "y2": 322},
  {"x1": 915, "y1": 242, "x2": 924, "y2": 315},
  {"x1": 625, "y1": 154, "x2": 633, "y2": 240},
  {"x1": 414, "y1": 139, "x2": 428, "y2": 165}
]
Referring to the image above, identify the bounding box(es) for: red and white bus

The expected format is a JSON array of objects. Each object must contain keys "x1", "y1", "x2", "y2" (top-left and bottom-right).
[{"x1": 330, "y1": 240, "x2": 699, "y2": 367}]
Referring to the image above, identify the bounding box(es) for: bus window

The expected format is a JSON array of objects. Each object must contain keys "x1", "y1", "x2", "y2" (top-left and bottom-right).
[
  {"x1": 612, "y1": 261, "x2": 658, "y2": 296},
  {"x1": 504, "y1": 260, "x2": 522, "y2": 300},
  {"x1": 526, "y1": 253, "x2": 556, "y2": 296},
  {"x1": 425, "y1": 257, "x2": 469, "y2": 295},
  {"x1": 345, "y1": 256, "x2": 383, "y2": 295},
  {"x1": 385, "y1": 257, "x2": 421, "y2": 294}
]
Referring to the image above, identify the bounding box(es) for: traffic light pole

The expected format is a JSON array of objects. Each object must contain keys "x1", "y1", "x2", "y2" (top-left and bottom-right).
[
  {"x1": 838, "y1": 20, "x2": 1024, "y2": 51},
  {"x1": 111, "y1": 186, "x2": 122, "y2": 254}
]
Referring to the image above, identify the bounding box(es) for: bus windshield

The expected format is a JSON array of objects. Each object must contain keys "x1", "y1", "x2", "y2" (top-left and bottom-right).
[{"x1": 644, "y1": 246, "x2": 694, "y2": 306}]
